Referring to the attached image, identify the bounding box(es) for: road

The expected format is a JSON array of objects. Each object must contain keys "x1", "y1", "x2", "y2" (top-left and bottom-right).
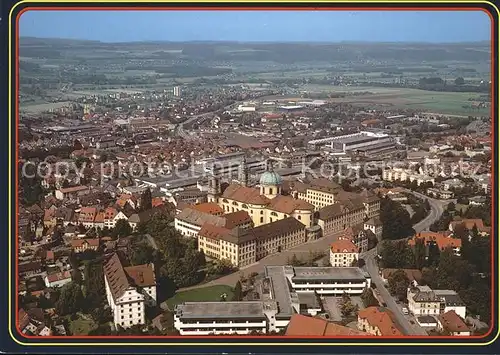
[
  {"x1": 361, "y1": 190, "x2": 450, "y2": 335},
  {"x1": 177, "y1": 230, "x2": 345, "y2": 292},
  {"x1": 174, "y1": 101, "x2": 243, "y2": 139}
]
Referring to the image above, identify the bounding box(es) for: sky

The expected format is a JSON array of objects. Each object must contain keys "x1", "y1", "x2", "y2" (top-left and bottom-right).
[{"x1": 19, "y1": 10, "x2": 491, "y2": 43}]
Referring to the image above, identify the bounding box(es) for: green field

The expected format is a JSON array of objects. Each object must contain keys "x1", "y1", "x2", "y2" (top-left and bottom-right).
[
  {"x1": 300, "y1": 85, "x2": 489, "y2": 116},
  {"x1": 68, "y1": 315, "x2": 97, "y2": 335},
  {"x1": 166, "y1": 285, "x2": 234, "y2": 310}
]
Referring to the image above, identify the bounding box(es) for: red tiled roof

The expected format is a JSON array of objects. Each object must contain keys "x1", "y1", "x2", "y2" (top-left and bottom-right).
[
  {"x1": 408, "y1": 232, "x2": 462, "y2": 250},
  {"x1": 330, "y1": 240, "x2": 359, "y2": 253},
  {"x1": 358, "y1": 307, "x2": 403, "y2": 336},
  {"x1": 286, "y1": 314, "x2": 368, "y2": 336},
  {"x1": 190, "y1": 202, "x2": 224, "y2": 215},
  {"x1": 438, "y1": 310, "x2": 469, "y2": 333}
]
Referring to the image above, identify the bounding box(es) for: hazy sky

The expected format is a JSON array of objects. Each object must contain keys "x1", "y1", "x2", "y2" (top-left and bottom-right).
[{"x1": 19, "y1": 10, "x2": 491, "y2": 43}]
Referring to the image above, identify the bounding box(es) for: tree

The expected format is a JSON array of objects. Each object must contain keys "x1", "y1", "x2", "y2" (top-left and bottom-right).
[
  {"x1": 447, "y1": 202, "x2": 456, "y2": 212},
  {"x1": 233, "y1": 281, "x2": 242, "y2": 301},
  {"x1": 56, "y1": 282, "x2": 84, "y2": 316},
  {"x1": 413, "y1": 238, "x2": 426, "y2": 270},
  {"x1": 130, "y1": 244, "x2": 155, "y2": 266},
  {"x1": 380, "y1": 240, "x2": 415, "y2": 269},
  {"x1": 140, "y1": 188, "x2": 153, "y2": 211},
  {"x1": 387, "y1": 269, "x2": 411, "y2": 301},
  {"x1": 455, "y1": 77, "x2": 465, "y2": 85},
  {"x1": 380, "y1": 197, "x2": 414, "y2": 240},
  {"x1": 112, "y1": 219, "x2": 132, "y2": 238},
  {"x1": 83, "y1": 260, "x2": 105, "y2": 309},
  {"x1": 361, "y1": 288, "x2": 379, "y2": 307},
  {"x1": 339, "y1": 293, "x2": 358, "y2": 317}
]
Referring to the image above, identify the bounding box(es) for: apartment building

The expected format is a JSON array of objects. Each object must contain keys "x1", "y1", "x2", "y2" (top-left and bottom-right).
[
  {"x1": 357, "y1": 307, "x2": 403, "y2": 336},
  {"x1": 198, "y1": 217, "x2": 306, "y2": 267},
  {"x1": 382, "y1": 168, "x2": 435, "y2": 186},
  {"x1": 407, "y1": 285, "x2": 441, "y2": 317},
  {"x1": 329, "y1": 240, "x2": 359, "y2": 267},
  {"x1": 286, "y1": 178, "x2": 341, "y2": 210},
  {"x1": 103, "y1": 254, "x2": 157, "y2": 329},
  {"x1": 317, "y1": 200, "x2": 366, "y2": 239}
]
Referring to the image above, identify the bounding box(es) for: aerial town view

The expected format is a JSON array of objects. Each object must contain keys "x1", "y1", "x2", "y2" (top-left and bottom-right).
[{"x1": 16, "y1": 10, "x2": 492, "y2": 338}]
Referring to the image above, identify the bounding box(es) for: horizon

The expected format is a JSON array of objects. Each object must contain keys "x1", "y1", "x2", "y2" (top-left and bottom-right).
[
  {"x1": 19, "y1": 10, "x2": 491, "y2": 43},
  {"x1": 19, "y1": 35, "x2": 492, "y2": 45}
]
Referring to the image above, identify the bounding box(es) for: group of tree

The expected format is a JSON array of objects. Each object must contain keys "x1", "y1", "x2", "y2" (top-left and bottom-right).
[
  {"x1": 360, "y1": 288, "x2": 379, "y2": 307},
  {"x1": 382, "y1": 222, "x2": 492, "y2": 323},
  {"x1": 387, "y1": 269, "x2": 412, "y2": 301},
  {"x1": 339, "y1": 293, "x2": 359, "y2": 318},
  {"x1": 379, "y1": 197, "x2": 415, "y2": 240}
]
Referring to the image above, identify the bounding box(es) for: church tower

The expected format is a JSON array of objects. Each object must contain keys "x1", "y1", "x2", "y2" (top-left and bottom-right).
[
  {"x1": 259, "y1": 161, "x2": 283, "y2": 199},
  {"x1": 238, "y1": 156, "x2": 249, "y2": 187},
  {"x1": 207, "y1": 175, "x2": 221, "y2": 203}
]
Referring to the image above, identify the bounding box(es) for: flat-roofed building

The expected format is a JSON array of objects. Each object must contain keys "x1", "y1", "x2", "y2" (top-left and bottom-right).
[
  {"x1": 174, "y1": 301, "x2": 278, "y2": 335},
  {"x1": 284, "y1": 266, "x2": 371, "y2": 295}
]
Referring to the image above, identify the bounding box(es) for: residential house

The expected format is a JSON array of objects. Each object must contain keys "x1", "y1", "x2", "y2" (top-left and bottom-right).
[
  {"x1": 71, "y1": 238, "x2": 100, "y2": 253},
  {"x1": 78, "y1": 207, "x2": 97, "y2": 229},
  {"x1": 437, "y1": 310, "x2": 471, "y2": 336},
  {"x1": 357, "y1": 307, "x2": 403, "y2": 336},
  {"x1": 449, "y1": 219, "x2": 490, "y2": 236},
  {"x1": 408, "y1": 232, "x2": 461, "y2": 256},
  {"x1": 44, "y1": 270, "x2": 72, "y2": 288},
  {"x1": 329, "y1": 240, "x2": 359, "y2": 267},
  {"x1": 55, "y1": 185, "x2": 91, "y2": 201},
  {"x1": 407, "y1": 285, "x2": 441, "y2": 317}
]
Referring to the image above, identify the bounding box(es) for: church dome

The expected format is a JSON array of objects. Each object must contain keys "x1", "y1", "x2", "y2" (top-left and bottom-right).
[{"x1": 260, "y1": 170, "x2": 283, "y2": 186}]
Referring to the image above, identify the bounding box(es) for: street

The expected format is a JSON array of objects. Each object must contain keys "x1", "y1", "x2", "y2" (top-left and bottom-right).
[{"x1": 361, "y1": 191, "x2": 449, "y2": 335}]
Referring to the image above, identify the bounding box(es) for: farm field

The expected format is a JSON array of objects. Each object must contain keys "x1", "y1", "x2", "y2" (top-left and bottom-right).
[
  {"x1": 301, "y1": 85, "x2": 490, "y2": 116},
  {"x1": 21, "y1": 101, "x2": 74, "y2": 113}
]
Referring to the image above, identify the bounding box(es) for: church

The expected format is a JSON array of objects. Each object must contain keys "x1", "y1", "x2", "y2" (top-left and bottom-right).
[{"x1": 207, "y1": 160, "x2": 316, "y2": 228}]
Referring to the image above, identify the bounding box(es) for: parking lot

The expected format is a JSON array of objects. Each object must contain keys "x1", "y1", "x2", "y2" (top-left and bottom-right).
[{"x1": 320, "y1": 296, "x2": 366, "y2": 322}]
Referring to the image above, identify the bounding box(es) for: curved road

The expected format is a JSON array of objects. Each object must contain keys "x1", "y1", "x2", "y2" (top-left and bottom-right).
[{"x1": 361, "y1": 190, "x2": 452, "y2": 335}]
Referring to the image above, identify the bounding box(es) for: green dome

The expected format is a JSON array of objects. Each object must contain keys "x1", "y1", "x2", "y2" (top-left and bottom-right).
[{"x1": 260, "y1": 170, "x2": 283, "y2": 186}]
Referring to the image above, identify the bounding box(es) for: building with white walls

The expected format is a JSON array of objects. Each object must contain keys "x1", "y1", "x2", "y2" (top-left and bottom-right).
[{"x1": 103, "y1": 253, "x2": 157, "y2": 329}]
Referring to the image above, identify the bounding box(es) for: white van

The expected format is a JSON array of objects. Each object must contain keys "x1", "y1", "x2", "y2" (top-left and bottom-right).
[{"x1": 402, "y1": 307, "x2": 409, "y2": 315}]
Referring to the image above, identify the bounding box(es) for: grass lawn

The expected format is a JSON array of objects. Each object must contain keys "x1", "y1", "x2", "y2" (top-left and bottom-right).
[
  {"x1": 166, "y1": 285, "x2": 234, "y2": 310},
  {"x1": 68, "y1": 315, "x2": 97, "y2": 335}
]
